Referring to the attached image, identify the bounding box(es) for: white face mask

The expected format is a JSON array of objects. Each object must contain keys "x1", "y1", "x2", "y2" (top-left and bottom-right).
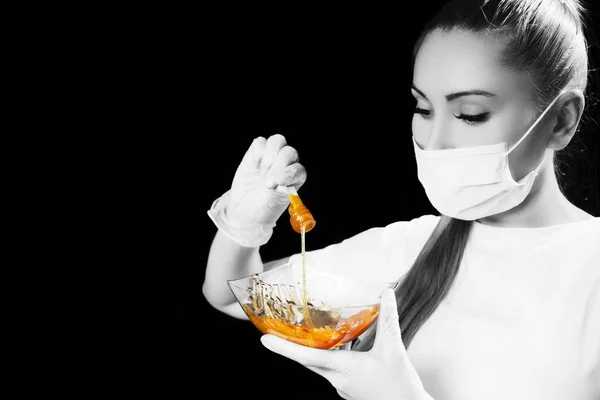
[{"x1": 413, "y1": 93, "x2": 563, "y2": 221}]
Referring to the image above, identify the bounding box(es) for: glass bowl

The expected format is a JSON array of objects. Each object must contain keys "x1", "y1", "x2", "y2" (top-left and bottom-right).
[{"x1": 227, "y1": 259, "x2": 398, "y2": 349}]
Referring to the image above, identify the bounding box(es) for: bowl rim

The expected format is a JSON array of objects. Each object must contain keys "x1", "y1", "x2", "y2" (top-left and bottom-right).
[{"x1": 226, "y1": 261, "x2": 400, "y2": 310}]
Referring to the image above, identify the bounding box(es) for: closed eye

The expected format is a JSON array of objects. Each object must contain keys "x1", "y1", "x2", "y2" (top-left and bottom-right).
[
  {"x1": 414, "y1": 107, "x2": 490, "y2": 125},
  {"x1": 456, "y1": 112, "x2": 489, "y2": 124},
  {"x1": 414, "y1": 107, "x2": 431, "y2": 118}
]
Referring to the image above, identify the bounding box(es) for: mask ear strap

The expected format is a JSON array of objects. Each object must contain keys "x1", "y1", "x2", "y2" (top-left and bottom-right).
[{"x1": 506, "y1": 92, "x2": 564, "y2": 156}]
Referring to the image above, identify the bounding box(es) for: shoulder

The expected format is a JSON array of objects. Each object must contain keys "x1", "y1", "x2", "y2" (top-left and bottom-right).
[
  {"x1": 329, "y1": 214, "x2": 441, "y2": 250},
  {"x1": 570, "y1": 217, "x2": 600, "y2": 261},
  {"x1": 379, "y1": 214, "x2": 442, "y2": 243},
  {"x1": 561, "y1": 216, "x2": 600, "y2": 247}
]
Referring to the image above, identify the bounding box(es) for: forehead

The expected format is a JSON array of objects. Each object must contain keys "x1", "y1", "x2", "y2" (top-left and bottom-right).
[{"x1": 413, "y1": 28, "x2": 530, "y2": 98}]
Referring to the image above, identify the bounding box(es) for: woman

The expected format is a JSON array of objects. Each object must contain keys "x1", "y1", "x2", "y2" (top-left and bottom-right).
[{"x1": 202, "y1": 0, "x2": 599, "y2": 398}]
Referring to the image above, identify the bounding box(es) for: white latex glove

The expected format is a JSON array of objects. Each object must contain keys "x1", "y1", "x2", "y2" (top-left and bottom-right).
[
  {"x1": 207, "y1": 134, "x2": 307, "y2": 247},
  {"x1": 260, "y1": 288, "x2": 434, "y2": 400}
]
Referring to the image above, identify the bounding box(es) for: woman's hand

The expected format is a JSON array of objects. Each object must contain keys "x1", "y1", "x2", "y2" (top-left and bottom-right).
[
  {"x1": 260, "y1": 288, "x2": 434, "y2": 400},
  {"x1": 227, "y1": 134, "x2": 306, "y2": 227},
  {"x1": 207, "y1": 134, "x2": 307, "y2": 247}
]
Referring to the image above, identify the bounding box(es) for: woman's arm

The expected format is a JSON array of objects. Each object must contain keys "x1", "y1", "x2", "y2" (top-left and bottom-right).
[{"x1": 202, "y1": 230, "x2": 289, "y2": 319}]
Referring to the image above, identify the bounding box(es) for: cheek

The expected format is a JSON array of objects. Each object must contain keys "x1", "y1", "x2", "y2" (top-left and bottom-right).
[
  {"x1": 507, "y1": 123, "x2": 551, "y2": 181},
  {"x1": 502, "y1": 107, "x2": 548, "y2": 180},
  {"x1": 508, "y1": 145, "x2": 540, "y2": 181}
]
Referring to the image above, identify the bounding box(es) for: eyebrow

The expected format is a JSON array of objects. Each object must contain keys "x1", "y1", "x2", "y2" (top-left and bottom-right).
[{"x1": 411, "y1": 84, "x2": 496, "y2": 101}]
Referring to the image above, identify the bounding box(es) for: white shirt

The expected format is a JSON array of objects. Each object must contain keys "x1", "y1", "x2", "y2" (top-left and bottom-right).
[{"x1": 289, "y1": 215, "x2": 600, "y2": 400}]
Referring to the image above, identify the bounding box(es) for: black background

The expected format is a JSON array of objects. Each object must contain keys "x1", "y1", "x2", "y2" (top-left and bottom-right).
[{"x1": 120, "y1": 2, "x2": 600, "y2": 398}]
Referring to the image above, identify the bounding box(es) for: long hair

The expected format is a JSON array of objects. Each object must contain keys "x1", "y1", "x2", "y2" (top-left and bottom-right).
[{"x1": 354, "y1": 0, "x2": 592, "y2": 351}]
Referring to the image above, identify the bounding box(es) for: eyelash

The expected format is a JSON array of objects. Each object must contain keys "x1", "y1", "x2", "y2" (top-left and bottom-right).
[{"x1": 414, "y1": 107, "x2": 490, "y2": 125}]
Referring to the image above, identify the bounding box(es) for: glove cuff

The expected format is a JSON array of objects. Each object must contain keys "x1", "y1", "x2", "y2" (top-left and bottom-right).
[{"x1": 207, "y1": 190, "x2": 275, "y2": 248}]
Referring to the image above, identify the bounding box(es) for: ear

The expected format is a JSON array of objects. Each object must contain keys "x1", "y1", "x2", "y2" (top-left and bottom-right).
[{"x1": 547, "y1": 89, "x2": 585, "y2": 151}]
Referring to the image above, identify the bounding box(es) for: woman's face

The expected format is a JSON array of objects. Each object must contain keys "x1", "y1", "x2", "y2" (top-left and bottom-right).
[{"x1": 411, "y1": 28, "x2": 553, "y2": 181}]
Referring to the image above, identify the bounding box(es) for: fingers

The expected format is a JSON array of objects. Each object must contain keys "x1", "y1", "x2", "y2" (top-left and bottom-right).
[
  {"x1": 372, "y1": 288, "x2": 405, "y2": 355},
  {"x1": 260, "y1": 134, "x2": 287, "y2": 178},
  {"x1": 238, "y1": 136, "x2": 266, "y2": 171},
  {"x1": 241, "y1": 134, "x2": 306, "y2": 190},
  {"x1": 253, "y1": 134, "x2": 303, "y2": 189},
  {"x1": 251, "y1": 136, "x2": 267, "y2": 169},
  {"x1": 265, "y1": 146, "x2": 305, "y2": 189},
  {"x1": 380, "y1": 288, "x2": 400, "y2": 322},
  {"x1": 280, "y1": 163, "x2": 307, "y2": 190}
]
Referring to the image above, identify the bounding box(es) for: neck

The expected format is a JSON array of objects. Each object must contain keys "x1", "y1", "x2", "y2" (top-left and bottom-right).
[{"x1": 477, "y1": 155, "x2": 593, "y2": 228}]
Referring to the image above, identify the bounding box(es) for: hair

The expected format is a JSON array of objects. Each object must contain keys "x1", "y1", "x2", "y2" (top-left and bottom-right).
[{"x1": 353, "y1": 0, "x2": 594, "y2": 351}]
